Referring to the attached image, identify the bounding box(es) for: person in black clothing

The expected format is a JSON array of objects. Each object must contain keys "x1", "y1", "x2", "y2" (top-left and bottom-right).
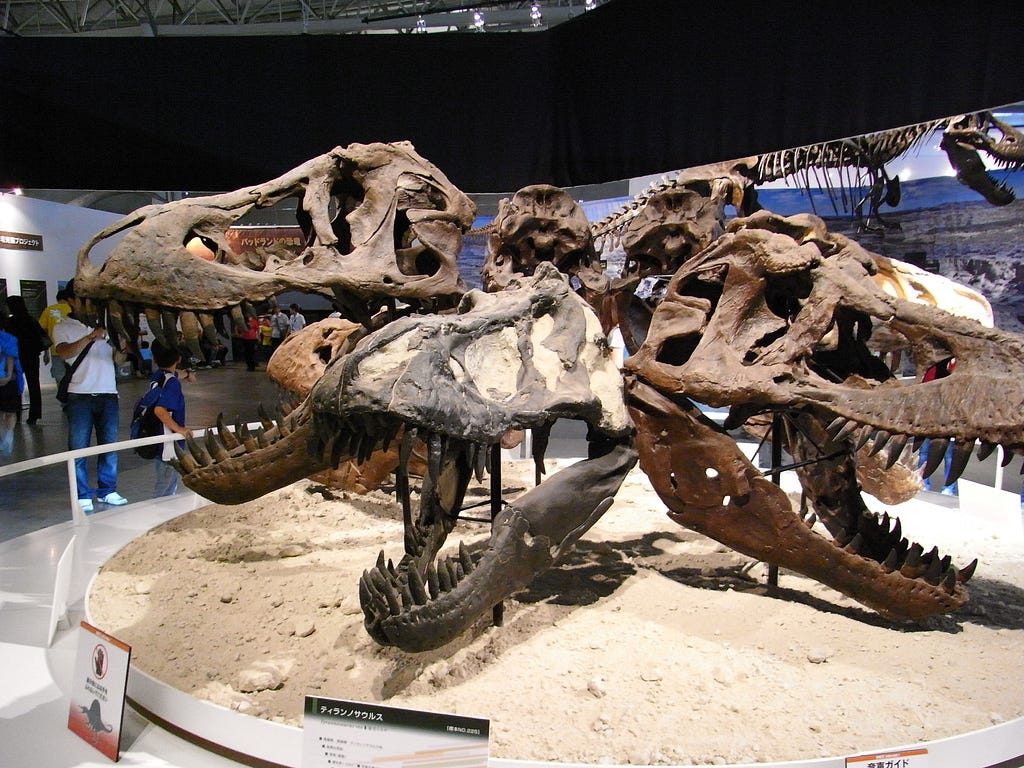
[{"x1": 4, "y1": 295, "x2": 50, "y2": 424}]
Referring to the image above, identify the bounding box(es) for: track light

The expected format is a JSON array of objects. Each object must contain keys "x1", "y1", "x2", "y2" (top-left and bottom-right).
[
  {"x1": 585, "y1": 0, "x2": 597, "y2": 10},
  {"x1": 414, "y1": 15, "x2": 426, "y2": 33},
  {"x1": 472, "y1": 10, "x2": 485, "y2": 30},
  {"x1": 530, "y1": 3, "x2": 543, "y2": 27}
]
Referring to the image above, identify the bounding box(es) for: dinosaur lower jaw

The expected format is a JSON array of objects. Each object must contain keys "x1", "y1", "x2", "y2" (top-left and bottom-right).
[
  {"x1": 173, "y1": 399, "x2": 335, "y2": 504},
  {"x1": 627, "y1": 379, "x2": 973, "y2": 621},
  {"x1": 360, "y1": 440, "x2": 638, "y2": 652}
]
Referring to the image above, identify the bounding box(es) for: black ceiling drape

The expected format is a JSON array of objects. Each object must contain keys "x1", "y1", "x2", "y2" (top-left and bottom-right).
[{"x1": 2, "y1": 0, "x2": 1022, "y2": 193}]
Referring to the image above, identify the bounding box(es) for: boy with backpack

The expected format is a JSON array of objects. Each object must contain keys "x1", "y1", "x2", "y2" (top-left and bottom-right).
[{"x1": 143, "y1": 342, "x2": 193, "y2": 496}]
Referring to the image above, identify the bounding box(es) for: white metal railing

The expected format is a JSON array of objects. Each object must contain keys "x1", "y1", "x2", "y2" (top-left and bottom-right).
[{"x1": 0, "y1": 422, "x2": 262, "y2": 525}]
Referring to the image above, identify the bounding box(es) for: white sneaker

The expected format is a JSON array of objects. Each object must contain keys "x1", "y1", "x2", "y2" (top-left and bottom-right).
[
  {"x1": 98, "y1": 492, "x2": 128, "y2": 506},
  {"x1": 79, "y1": 498, "x2": 94, "y2": 513}
]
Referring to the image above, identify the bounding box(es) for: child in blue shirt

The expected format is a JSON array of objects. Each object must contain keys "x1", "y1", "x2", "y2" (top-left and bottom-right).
[{"x1": 149, "y1": 342, "x2": 193, "y2": 496}]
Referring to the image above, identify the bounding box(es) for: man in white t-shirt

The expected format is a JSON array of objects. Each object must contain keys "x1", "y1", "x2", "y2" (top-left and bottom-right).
[
  {"x1": 288, "y1": 303, "x2": 306, "y2": 335},
  {"x1": 53, "y1": 279, "x2": 128, "y2": 514}
]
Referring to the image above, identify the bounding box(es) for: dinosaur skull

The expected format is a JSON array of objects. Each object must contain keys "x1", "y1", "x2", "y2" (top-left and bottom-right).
[
  {"x1": 173, "y1": 263, "x2": 636, "y2": 651},
  {"x1": 73, "y1": 142, "x2": 476, "y2": 325},
  {"x1": 482, "y1": 184, "x2": 608, "y2": 294},
  {"x1": 940, "y1": 112, "x2": 1024, "y2": 205},
  {"x1": 626, "y1": 209, "x2": 1024, "y2": 620}
]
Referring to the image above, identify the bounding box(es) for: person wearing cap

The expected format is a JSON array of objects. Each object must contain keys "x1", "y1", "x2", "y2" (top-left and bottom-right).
[{"x1": 52, "y1": 279, "x2": 128, "y2": 513}]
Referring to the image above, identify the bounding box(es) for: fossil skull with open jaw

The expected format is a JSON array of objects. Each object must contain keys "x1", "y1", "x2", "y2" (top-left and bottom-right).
[
  {"x1": 940, "y1": 112, "x2": 1024, "y2": 205},
  {"x1": 625, "y1": 209, "x2": 1024, "y2": 620},
  {"x1": 171, "y1": 263, "x2": 636, "y2": 651},
  {"x1": 310, "y1": 263, "x2": 635, "y2": 651},
  {"x1": 71, "y1": 141, "x2": 476, "y2": 347}
]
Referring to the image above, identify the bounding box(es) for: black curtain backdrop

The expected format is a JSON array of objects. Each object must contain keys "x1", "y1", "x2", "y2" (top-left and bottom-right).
[{"x1": 2, "y1": 0, "x2": 1022, "y2": 194}]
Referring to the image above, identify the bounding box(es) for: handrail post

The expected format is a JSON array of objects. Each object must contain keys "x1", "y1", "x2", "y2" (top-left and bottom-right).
[{"x1": 67, "y1": 456, "x2": 87, "y2": 525}]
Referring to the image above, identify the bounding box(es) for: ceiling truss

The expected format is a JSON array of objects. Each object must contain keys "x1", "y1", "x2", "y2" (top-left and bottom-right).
[{"x1": 0, "y1": 0, "x2": 598, "y2": 36}]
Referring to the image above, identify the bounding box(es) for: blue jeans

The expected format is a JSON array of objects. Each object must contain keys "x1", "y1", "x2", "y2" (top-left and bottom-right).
[
  {"x1": 154, "y1": 458, "x2": 178, "y2": 497},
  {"x1": 66, "y1": 393, "x2": 119, "y2": 499}
]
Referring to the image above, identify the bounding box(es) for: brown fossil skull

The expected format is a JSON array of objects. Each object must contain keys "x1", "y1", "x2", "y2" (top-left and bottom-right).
[
  {"x1": 73, "y1": 142, "x2": 476, "y2": 323},
  {"x1": 482, "y1": 184, "x2": 608, "y2": 294},
  {"x1": 625, "y1": 209, "x2": 1024, "y2": 620}
]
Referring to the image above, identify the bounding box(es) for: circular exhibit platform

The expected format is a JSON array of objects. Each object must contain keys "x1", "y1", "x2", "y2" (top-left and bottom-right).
[{"x1": 85, "y1": 465, "x2": 1024, "y2": 768}]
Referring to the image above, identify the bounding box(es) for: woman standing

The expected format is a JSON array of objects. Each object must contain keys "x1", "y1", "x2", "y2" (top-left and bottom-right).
[
  {"x1": 5, "y1": 296, "x2": 50, "y2": 424},
  {"x1": 0, "y1": 313, "x2": 24, "y2": 456}
]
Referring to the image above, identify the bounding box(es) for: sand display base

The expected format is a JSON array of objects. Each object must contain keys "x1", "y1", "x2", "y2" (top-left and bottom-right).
[{"x1": 87, "y1": 460, "x2": 1024, "y2": 766}]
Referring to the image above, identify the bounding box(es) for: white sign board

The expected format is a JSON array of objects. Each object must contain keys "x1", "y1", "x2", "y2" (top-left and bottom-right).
[
  {"x1": 67, "y1": 621, "x2": 132, "y2": 761},
  {"x1": 302, "y1": 695, "x2": 489, "y2": 768}
]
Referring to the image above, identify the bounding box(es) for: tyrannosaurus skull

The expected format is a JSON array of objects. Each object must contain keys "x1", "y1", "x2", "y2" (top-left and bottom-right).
[
  {"x1": 173, "y1": 263, "x2": 636, "y2": 651},
  {"x1": 626, "y1": 209, "x2": 1024, "y2": 620},
  {"x1": 73, "y1": 142, "x2": 476, "y2": 330}
]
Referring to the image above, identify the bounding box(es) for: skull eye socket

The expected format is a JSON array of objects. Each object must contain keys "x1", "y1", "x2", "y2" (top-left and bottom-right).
[
  {"x1": 184, "y1": 233, "x2": 218, "y2": 261},
  {"x1": 655, "y1": 333, "x2": 701, "y2": 366},
  {"x1": 764, "y1": 272, "x2": 812, "y2": 319}
]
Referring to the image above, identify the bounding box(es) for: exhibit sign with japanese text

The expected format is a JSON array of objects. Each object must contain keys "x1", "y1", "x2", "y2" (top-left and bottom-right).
[
  {"x1": 67, "y1": 621, "x2": 131, "y2": 761},
  {"x1": 302, "y1": 695, "x2": 489, "y2": 768},
  {"x1": 846, "y1": 747, "x2": 929, "y2": 767}
]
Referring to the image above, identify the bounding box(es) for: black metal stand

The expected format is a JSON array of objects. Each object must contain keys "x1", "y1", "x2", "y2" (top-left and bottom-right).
[
  {"x1": 766, "y1": 412, "x2": 782, "y2": 587},
  {"x1": 490, "y1": 443, "x2": 504, "y2": 627}
]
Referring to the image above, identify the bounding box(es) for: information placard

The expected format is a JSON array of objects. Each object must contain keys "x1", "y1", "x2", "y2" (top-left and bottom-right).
[
  {"x1": 67, "y1": 621, "x2": 131, "y2": 761},
  {"x1": 847, "y1": 747, "x2": 929, "y2": 767},
  {"x1": 303, "y1": 695, "x2": 489, "y2": 768}
]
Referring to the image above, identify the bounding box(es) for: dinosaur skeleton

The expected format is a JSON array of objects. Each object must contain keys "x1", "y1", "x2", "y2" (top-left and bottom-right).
[
  {"x1": 70, "y1": 134, "x2": 1024, "y2": 651},
  {"x1": 594, "y1": 110, "x2": 1024, "y2": 241}
]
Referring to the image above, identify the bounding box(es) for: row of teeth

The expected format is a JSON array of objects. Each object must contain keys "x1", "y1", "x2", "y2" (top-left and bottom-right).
[
  {"x1": 85, "y1": 298, "x2": 260, "y2": 365},
  {"x1": 821, "y1": 510, "x2": 977, "y2": 594},
  {"x1": 173, "y1": 402, "x2": 300, "y2": 474},
  {"x1": 825, "y1": 416, "x2": 1022, "y2": 487},
  {"x1": 360, "y1": 545, "x2": 476, "y2": 618}
]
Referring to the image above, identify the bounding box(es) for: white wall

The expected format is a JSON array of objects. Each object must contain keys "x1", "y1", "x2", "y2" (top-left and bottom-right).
[{"x1": 0, "y1": 194, "x2": 123, "y2": 382}]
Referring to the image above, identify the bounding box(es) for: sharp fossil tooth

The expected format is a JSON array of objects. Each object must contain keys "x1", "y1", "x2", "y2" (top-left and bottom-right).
[
  {"x1": 257, "y1": 403, "x2": 274, "y2": 431},
  {"x1": 174, "y1": 441, "x2": 198, "y2": 473},
  {"x1": 255, "y1": 425, "x2": 270, "y2": 449},
  {"x1": 399, "y1": 582, "x2": 414, "y2": 610},
  {"x1": 459, "y1": 541, "x2": 474, "y2": 574},
  {"x1": 843, "y1": 532, "x2": 863, "y2": 554},
  {"x1": 945, "y1": 439, "x2": 974, "y2": 486},
  {"x1": 369, "y1": 568, "x2": 402, "y2": 615},
  {"x1": 408, "y1": 568, "x2": 429, "y2": 605},
  {"x1": 884, "y1": 434, "x2": 908, "y2": 469},
  {"x1": 890, "y1": 518, "x2": 902, "y2": 543},
  {"x1": 216, "y1": 413, "x2": 240, "y2": 450},
  {"x1": 900, "y1": 543, "x2": 924, "y2": 577},
  {"x1": 958, "y1": 558, "x2": 978, "y2": 583},
  {"x1": 185, "y1": 434, "x2": 213, "y2": 467},
  {"x1": 436, "y1": 560, "x2": 453, "y2": 592},
  {"x1": 1001, "y1": 447, "x2": 1016, "y2": 467},
  {"x1": 853, "y1": 425, "x2": 874, "y2": 451},
  {"x1": 426, "y1": 562, "x2": 440, "y2": 599},
  {"x1": 942, "y1": 567, "x2": 958, "y2": 594},
  {"x1": 925, "y1": 556, "x2": 943, "y2": 585},
  {"x1": 921, "y1": 438, "x2": 950, "y2": 479},
  {"x1": 205, "y1": 431, "x2": 230, "y2": 463},
  {"x1": 446, "y1": 557, "x2": 461, "y2": 584},
  {"x1": 375, "y1": 551, "x2": 386, "y2": 571},
  {"x1": 827, "y1": 417, "x2": 859, "y2": 442},
  {"x1": 804, "y1": 512, "x2": 817, "y2": 528},
  {"x1": 868, "y1": 430, "x2": 892, "y2": 456},
  {"x1": 976, "y1": 441, "x2": 998, "y2": 461},
  {"x1": 882, "y1": 549, "x2": 899, "y2": 572}
]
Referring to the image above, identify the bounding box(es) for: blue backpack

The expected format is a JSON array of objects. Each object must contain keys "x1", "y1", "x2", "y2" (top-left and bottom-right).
[{"x1": 130, "y1": 371, "x2": 174, "y2": 459}]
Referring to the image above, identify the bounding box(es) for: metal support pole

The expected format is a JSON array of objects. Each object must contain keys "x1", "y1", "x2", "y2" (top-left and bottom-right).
[
  {"x1": 490, "y1": 443, "x2": 504, "y2": 627},
  {"x1": 766, "y1": 413, "x2": 782, "y2": 587}
]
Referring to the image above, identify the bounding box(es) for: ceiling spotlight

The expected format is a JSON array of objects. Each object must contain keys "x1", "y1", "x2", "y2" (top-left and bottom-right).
[
  {"x1": 585, "y1": 0, "x2": 597, "y2": 10},
  {"x1": 530, "y1": 3, "x2": 543, "y2": 26},
  {"x1": 414, "y1": 15, "x2": 427, "y2": 33},
  {"x1": 472, "y1": 10, "x2": 485, "y2": 30}
]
